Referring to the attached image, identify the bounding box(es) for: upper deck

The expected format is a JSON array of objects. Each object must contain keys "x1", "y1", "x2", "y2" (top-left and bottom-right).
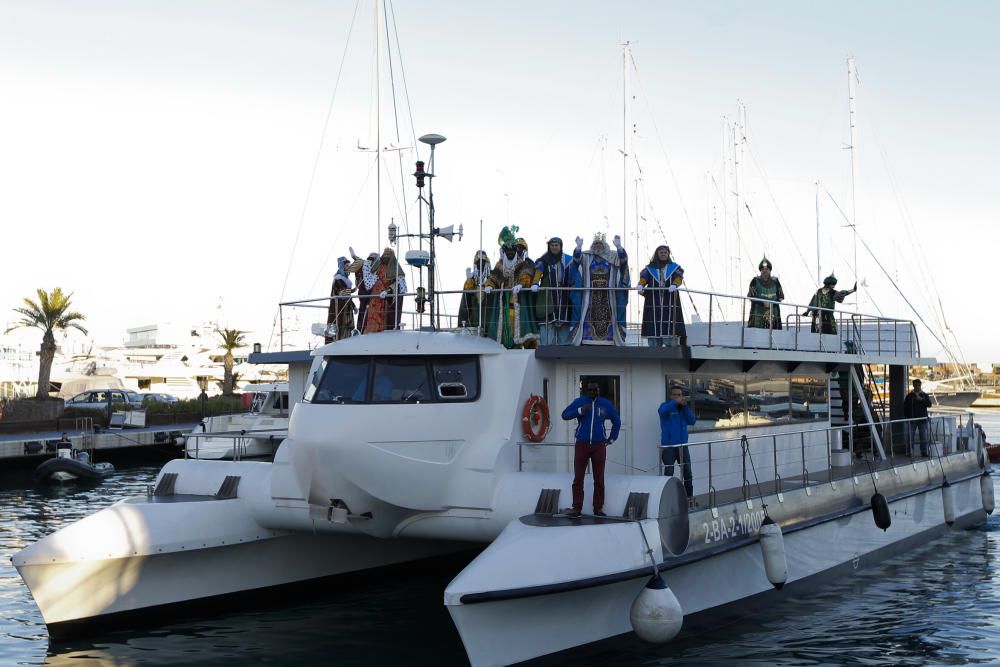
[{"x1": 272, "y1": 284, "x2": 930, "y2": 367}]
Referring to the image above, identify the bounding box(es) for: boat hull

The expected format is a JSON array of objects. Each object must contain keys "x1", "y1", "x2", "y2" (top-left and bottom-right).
[
  {"x1": 13, "y1": 464, "x2": 467, "y2": 633},
  {"x1": 930, "y1": 391, "x2": 979, "y2": 408},
  {"x1": 35, "y1": 457, "x2": 114, "y2": 483},
  {"x1": 18, "y1": 531, "x2": 461, "y2": 636},
  {"x1": 446, "y1": 462, "x2": 987, "y2": 666}
]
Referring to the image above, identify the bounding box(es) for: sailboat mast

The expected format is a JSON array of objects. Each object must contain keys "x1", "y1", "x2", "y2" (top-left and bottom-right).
[
  {"x1": 733, "y1": 103, "x2": 745, "y2": 290},
  {"x1": 847, "y1": 56, "x2": 859, "y2": 303},
  {"x1": 622, "y1": 41, "x2": 629, "y2": 248},
  {"x1": 815, "y1": 180, "x2": 821, "y2": 284},
  {"x1": 375, "y1": 0, "x2": 382, "y2": 250}
]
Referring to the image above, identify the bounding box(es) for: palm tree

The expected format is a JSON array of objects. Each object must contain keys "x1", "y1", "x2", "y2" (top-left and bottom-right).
[
  {"x1": 5, "y1": 288, "x2": 88, "y2": 400},
  {"x1": 215, "y1": 328, "x2": 248, "y2": 396}
]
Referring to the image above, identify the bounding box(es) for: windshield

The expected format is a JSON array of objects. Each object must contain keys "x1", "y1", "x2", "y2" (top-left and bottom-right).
[{"x1": 308, "y1": 355, "x2": 479, "y2": 404}]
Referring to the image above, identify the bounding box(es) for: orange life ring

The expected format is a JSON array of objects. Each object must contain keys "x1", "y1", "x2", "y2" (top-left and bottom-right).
[{"x1": 522, "y1": 394, "x2": 550, "y2": 443}]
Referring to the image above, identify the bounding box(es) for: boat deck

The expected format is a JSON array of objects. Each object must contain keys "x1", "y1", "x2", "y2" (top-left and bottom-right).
[{"x1": 524, "y1": 450, "x2": 977, "y2": 527}]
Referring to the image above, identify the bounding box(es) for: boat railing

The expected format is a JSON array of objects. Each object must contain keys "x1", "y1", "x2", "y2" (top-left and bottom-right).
[
  {"x1": 516, "y1": 413, "x2": 978, "y2": 504},
  {"x1": 184, "y1": 427, "x2": 287, "y2": 460},
  {"x1": 279, "y1": 285, "x2": 920, "y2": 357}
]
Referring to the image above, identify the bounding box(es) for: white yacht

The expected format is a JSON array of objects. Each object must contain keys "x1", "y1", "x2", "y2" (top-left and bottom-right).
[
  {"x1": 185, "y1": 383, "x2": 289, "y2": 460},
  {"x1": 11, "y1": 292, "x2": 992, "y2": 663},
  {"x1": 10, "y1": 136, "x2": 991, "y2": 665}
]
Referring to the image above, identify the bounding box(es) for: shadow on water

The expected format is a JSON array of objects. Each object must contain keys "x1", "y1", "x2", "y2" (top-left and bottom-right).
[{"x1": 41, "y1": 558, "x2": 470, "y2": 667}]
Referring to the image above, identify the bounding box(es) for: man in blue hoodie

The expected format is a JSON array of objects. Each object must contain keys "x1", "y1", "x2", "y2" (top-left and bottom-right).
[
  {"x1": 561, "y1": 382, "x2": 622, "y2": 518},
  {"x1": 659, "y1": 385, "x2": 697, "y2": 498}
]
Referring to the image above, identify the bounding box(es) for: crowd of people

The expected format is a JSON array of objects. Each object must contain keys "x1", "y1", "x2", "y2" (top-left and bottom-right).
[
  {"x1": 324, "y1": 247, "x2": 408, "y2": 343},
  {"x1": 325, "y1": 227, "x2": 859, "y2": 348}
]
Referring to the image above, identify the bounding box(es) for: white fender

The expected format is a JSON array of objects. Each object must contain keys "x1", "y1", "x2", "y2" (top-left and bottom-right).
[
  {"x1": 942, "y1": 481, "x2": 956, "y2": 526},
  {"x1": 629, "y1": 574, "x2": 683, "y2": 643},
  {"x1": 981, "y1": 473, "x2": 995, "y2": 515},
  {"x1": 758, "y1": 516, "x2": 787, "y2": 589}
]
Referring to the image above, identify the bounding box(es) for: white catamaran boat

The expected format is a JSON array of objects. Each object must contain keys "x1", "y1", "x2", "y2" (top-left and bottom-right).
[
  {"x1": 13, "y1": 138, "x2": 993, "y2": 666},
  {"x1": 185, "y1": 383, "x2": 290, "y2": 460}
]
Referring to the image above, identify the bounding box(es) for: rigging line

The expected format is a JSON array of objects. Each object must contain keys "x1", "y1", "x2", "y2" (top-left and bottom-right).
[
  {"x1": 627, "y1": 51, "x2": 716, "y2": 295},
  {"x1": 819, "y1": 188, "x2": 887, "y2": 317},
  {"x1": 599, "y1": 135, "x2": 609, "y2": 226},
  {"x1": 744, "y1": 144, "x2": 814, "y2": 281},
  {"x1": 382, "y1": 0, "x2": 412, "y2": 239},
  {"x1": 870, "y1": 145, "x2": 943, "y2": 328},
  {"x1": 824, "y1": 190, "x2": 959, "y2": 344},
  {"x1": 378, "y1": 147, "x2": 417, "y2": 251},
  {"x1": 387, "y1": 0, "x2": 420, "y2": 157},
  {"x1": 735, "y1": 193, "x2": 772, "y2": 264},
  {"x1": 634, "y1": 153, "x2": 720, "y2": 319},
  {"x1": 570, "y1": 135, "x2": 607, "y2": 227},
  {"x1": 708, "y1": 172, "x2": 755, "y2": 274},
  {"x1": 866, "y1": 113, "x2": 951, "y2": 334},
  {"x1": 268, "y1": 0, "x2": 362, "y2": 352},
  {"x1": 305, "y1": 154, "x2": 380, "y2": 297}
]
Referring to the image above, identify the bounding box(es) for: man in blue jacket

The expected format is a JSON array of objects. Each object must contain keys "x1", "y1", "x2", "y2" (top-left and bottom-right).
[
  {"x1": 659, "y1": 385, "x2": 697, "y2": 498},
  {"x1": 561, "y1": 382, "x2": 621, "y2": 518}
]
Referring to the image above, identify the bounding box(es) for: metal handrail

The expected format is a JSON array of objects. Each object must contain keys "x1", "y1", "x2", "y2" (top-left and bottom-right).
[
  {"x1": 516, "y1": 413, "x2": 964, "y2": 505},
  {"x1": 279, "y1": 284, "x2": 920, "y2": 356}
]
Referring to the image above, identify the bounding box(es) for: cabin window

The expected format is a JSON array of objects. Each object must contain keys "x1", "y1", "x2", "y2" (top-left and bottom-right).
[
  {"x1": 432, "y1": 356, "x2": 480, "y2": 401},
  {"x1": 372, "y1": 358, "x2": 430, "y2": 403},
  {"x1": 666, "y1": 374, "x2": 829, "y2": 431},
  {"x1": 308, "y1": 355, "x2": 480, "y2": 404},
  {"x1": 311, "y1": 357, "x2": 369, "y2": 404},
  {"x1": 303, "y1": 358, "x2": 327, "y2": 403},
  {"x1": 747, "y1": 377, "x2": 793, "y2": 423},
  {"x1": 790, "y1": 377, "x2": 829, "y2": 421}
]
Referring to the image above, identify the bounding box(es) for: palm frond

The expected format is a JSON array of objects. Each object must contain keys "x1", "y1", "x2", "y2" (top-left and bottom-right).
[
  {"x1": 215, "y1": 328, "x2": 249, "y2": 352},
  {"x1": 7, "y1": 288, "x2": 85, "y2": 335}
]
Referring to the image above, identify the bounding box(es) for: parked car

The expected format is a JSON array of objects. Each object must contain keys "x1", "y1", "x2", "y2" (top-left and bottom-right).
[
  {"x1": 141, "y1": 393, "x2": 179, "y2": 405},
  {"x1": 66, "y1": 389, "x2": 143, "y2": 410}
]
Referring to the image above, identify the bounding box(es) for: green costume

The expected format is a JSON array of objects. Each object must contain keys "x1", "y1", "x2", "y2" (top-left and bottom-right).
[
  {"x1": 458, "y1": 250, "x2": 491, "y2": 329},
  {"x1": 747, "y1": 259, "x2": 784, "y2": 329},
  {"x1": 484, "y1": 226, "x2": 539, "y2": 348},
  {"x1": 806, "y1": 275, "x2": 856, "y2": 334}
]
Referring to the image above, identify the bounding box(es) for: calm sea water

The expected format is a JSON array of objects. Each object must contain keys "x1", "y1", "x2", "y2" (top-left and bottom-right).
[{"x1": 2, "y1": 412, "x2": 1000, "y2": 666}]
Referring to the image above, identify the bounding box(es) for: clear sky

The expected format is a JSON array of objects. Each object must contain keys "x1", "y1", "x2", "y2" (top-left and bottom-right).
[{"x1": 1, "y1": 1, "x2": 996, "y2": 367}]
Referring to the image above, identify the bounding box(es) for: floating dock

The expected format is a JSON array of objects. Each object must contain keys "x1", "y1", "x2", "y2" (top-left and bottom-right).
[{"x1": 0, "y1": 424, "x2": 197, "y2": 466}]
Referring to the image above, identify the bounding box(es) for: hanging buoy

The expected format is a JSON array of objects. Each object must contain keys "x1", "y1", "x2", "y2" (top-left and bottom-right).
[
  {"x1": 629, "y1": 573, "x2": 683, "y2": 643},
  {"x1": 981, "y1": 473, "x2": 995, "y2": 515},
  {"x1": 942, "y1": 480, "x2": 956, "y2": 526},
  {"x1": 871, "y1": 492, "x2": 891, "y2": 531},
  {"x1": 758, "y1": 515, "x2": 787, "y2": 589}
]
